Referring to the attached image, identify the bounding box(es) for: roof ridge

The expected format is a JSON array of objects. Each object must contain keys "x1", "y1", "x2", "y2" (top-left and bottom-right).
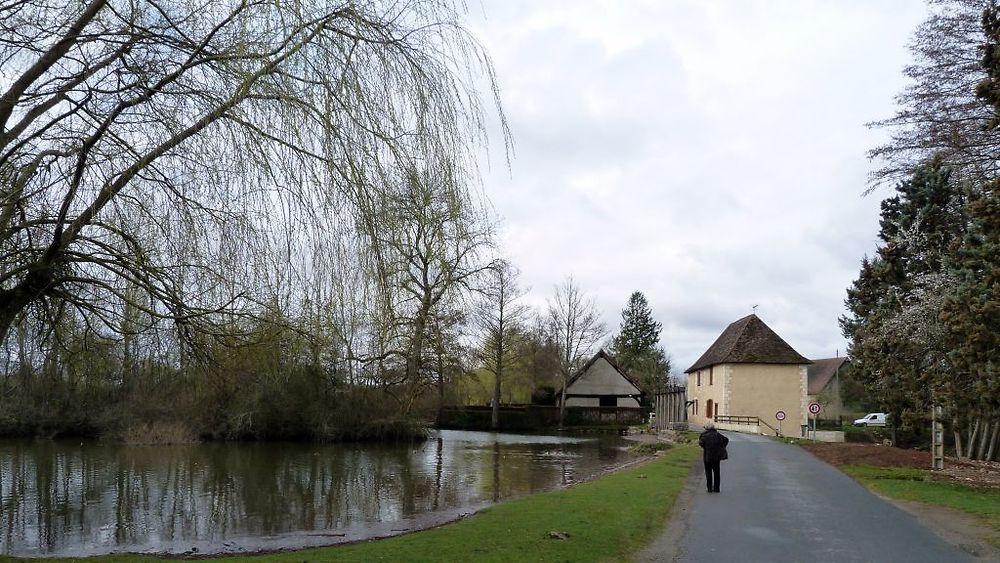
[{"x1": 685, "y1": 314, "x2": 810, "y2": 373}]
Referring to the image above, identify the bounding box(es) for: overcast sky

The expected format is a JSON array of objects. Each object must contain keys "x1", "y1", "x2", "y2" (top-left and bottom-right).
[{"x1": 464, "y1": 1, "x2": 929, "y2": 374}]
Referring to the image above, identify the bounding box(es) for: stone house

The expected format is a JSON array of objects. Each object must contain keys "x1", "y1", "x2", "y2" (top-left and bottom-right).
[{"x1": 685, "y1": 314, "x2": 811, "y2": 432}]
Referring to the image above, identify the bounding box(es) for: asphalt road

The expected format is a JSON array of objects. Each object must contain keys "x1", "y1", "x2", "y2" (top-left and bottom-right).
[{"x1": 639, "y1": 432, "x2": 974, "y2": 563}]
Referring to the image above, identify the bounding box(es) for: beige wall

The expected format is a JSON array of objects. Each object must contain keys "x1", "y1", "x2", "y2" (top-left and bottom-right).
[
  {"x1": 686, "y1": 365, "x2": 726, "y2": 425},
  {"x1": 729, "y1": 363, "x2": 808, "y2": 429},
  {"x1": 566, "y1": 357, "x2": 641, "y2": 395}
]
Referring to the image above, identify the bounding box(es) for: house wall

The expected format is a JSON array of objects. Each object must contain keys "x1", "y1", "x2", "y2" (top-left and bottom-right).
[
  {"x1": 686, "y1": 365, "x2": 725, "y2": 425},
  {"x1": 807, "y1": 377, "x2": 843, "y2": 420},
  {"x1": 728, "y1": 363, "x2": 808, "y2": 429},
  {"x1": 566, "y1": 357, "x2": 641, "y2": 396}
]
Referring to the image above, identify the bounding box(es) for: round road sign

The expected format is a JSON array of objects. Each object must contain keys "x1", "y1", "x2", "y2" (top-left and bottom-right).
[
  {"x1": 775, "y1": 410, "x2": 786, "y2": 421},
  {"x1": 808, "y1": 402, "x2": 822, "y2": 415}
]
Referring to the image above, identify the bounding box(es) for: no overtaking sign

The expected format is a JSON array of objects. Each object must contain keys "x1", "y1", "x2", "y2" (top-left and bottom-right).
[{"x1": 808, "y1": 402, "x2": 822, "y2": 415}]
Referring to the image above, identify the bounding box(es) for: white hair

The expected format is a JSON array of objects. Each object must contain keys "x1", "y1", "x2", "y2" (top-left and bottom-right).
[{"x1": 705, "y1": 422, "x2": 716, "y2": 430}]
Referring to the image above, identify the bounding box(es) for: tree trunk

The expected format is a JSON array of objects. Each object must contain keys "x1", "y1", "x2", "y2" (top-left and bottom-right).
[
  {"x1": 435, "y1": 348, "x2": 445, "y2": 427},
  {"x1": 985, "y1": 419, "x2": 999, "y2": 462},
  {"x1": 968, "y1": 418, "x2": 981, "y2": 459},
  {"x1": 405, "y1": 304, "x2": 430, "y2": 388},
  {"x1": 0, "y1": 267, "x2": 56, "y2": 347},
  {"x1": 953, "y1": 417, "x2": 964, "y2": 459},
  {"x1": 491, "y1": 369, "x2": 501, "y2": 430},
  {"x1": 558, "y1": 375, "x2": 567, "y2": 428},
  {"x1": 977, "y1": 419, "x2": 993, "y2": 461},
  {"x1": 491, "y1": 336, "x2": 502, "y2": 430}
]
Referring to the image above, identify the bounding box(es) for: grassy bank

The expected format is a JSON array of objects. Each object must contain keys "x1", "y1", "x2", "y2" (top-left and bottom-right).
[
  {"x1": 2, "y1": 443, "x2": 698, "y2": 563},
  {"x1": 843, "y1": 465, "x2": 1000, "y2": 545}
]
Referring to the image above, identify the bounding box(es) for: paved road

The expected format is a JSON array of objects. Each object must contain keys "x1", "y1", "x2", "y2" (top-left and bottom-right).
[{"x1": 638, "y1": 432, "x2": 974, "y2": 563}]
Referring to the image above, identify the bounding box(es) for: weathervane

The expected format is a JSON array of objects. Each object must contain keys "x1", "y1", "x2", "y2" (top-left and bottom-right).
[{"x1": 752, "y1": 304, "x2": 759, "y2": 314}]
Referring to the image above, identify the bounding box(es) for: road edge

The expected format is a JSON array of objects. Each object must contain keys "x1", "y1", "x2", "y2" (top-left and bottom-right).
[{"x1": 631, "y1": 458, "x2": 701, "y2": 562}]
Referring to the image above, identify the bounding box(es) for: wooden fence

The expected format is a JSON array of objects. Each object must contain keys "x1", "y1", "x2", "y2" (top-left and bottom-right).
[
  {"x1": 651, "y1": 384, "x2": 688, "y2": 429},
  {"x1": 437, "y1": 405, "x2": 644, "y2": 431}
]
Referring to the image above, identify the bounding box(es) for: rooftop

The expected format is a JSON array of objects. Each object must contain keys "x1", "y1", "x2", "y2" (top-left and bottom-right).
[{"x1": 685, "y1": 314, "x2": 811, "y2": 373}]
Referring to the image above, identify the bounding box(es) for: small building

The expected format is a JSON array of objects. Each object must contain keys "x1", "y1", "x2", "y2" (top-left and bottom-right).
[
  {"x1": 562, "y1": 350, "x2": 642, "y2": 408},
  {"x1": 685, "y1": 314, "x2": 811, "y2": 432},
  {"x1": 806, "y1": 357, "x2": 849, "y2": 421}
]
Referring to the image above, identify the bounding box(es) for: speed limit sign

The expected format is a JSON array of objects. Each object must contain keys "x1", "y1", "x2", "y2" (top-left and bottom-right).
[{"x1": 775, "y1": 410, "x2": 786, "y2": 421}]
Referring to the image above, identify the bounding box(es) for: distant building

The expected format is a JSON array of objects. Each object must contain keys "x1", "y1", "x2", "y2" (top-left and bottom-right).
[
  {"x1": 685, "y1": 314, "x2": 811, "y2": 432},
  {"x1": 807, "y1": 357, "x2": 849, "y2": 420},
  {"x1": 562, "y1": 350, "x2": 642, "y2": 408}
]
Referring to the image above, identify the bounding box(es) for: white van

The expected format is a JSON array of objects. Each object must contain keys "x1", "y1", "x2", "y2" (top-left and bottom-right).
[{"x1": 853, "y1": 412, "x2": 888, "y2": 427}]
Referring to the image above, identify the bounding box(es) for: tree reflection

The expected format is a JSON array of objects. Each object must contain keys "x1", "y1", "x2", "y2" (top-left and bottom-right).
[{"x1": 0, "y1": 432, "x2": 634, "y2": 556}]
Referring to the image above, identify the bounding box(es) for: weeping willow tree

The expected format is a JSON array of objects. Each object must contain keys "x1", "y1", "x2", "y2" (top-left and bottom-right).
[{"x1": 0, "y1": 0, "x2": 507, "y2": 355}]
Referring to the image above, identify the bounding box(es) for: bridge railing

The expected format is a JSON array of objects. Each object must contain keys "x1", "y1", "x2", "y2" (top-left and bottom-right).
[
  {"x1": 714, "y1": 415, "x2": 781, "y2": 436},
  {"x1": 715, "y1": 415, "x2": 758, "y2": 426}
]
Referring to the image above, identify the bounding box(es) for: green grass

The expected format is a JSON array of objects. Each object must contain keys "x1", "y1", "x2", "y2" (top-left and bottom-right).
[
  {"x1": 776, "y1": 436, "x2": 816, "y2": 446},
  {"x1": 843, "y1": 464, "x2": 1000, "y2": 545},
  {"x1": 3, "y1": 444, "x2": 699, "y2": 563},
  {"x1": 627, "y1": 441, "x2": 673, "y2": 455}
]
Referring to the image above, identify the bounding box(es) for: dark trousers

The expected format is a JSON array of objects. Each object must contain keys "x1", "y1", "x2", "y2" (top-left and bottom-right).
[{"x1": 704, "y1": 459, "x2": 721, "y2": 491}]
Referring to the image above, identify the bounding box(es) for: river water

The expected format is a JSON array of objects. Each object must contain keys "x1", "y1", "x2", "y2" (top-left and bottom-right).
[{"x1": 0, "y1": 430, "x2": 636, "y2": 557}]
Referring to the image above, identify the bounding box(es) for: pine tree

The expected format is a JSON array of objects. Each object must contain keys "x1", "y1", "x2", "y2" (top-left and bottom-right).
[
  {"x1": 841, "y1": 161, "x2": 966, "y2": 440},
  {"x1": 977, "y1": 2, "x2": 1000, "y2": 129},
  {"x1": 942, "y1": 181, "x2": 1000, "y2": 459},
  {"x1": 610, "y1": 291, "x2": 670, "y2": 398}
]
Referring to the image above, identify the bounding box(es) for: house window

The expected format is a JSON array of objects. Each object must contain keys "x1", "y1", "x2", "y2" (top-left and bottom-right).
[
  {"x1": 599, "y1": 396, "x2": 617, "y2": 407},
  {"x1": 697, "y1": 372, "x2": 701, "y2": 386},
  {"x1": 709, "y1": 366, "x2": 713, "y2": 386}
]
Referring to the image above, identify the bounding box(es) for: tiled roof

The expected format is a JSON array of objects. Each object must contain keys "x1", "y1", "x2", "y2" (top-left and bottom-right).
[
  {"x1": 685, "y1": 314, "x2": 811, "y2": 373},
  {"x1": 807, "y1": 357, "x2": 849, "y2": 394}
]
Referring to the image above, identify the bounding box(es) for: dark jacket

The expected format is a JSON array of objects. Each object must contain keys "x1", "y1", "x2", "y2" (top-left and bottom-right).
[{"x1": 699, "y1": 428, "x2": 729, "y2": 463}]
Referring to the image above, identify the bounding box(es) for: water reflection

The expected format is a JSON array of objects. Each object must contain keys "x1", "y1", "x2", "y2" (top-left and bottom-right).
[{"x1": 0, "y1": 430, "x2": 633, "y2": 557}]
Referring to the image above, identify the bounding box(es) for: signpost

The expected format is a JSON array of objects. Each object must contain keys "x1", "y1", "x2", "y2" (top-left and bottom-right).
[
  {"x1": 775, "y1": 410, "x2": 786, "y2": 437},
  {"x1": 808, "y1": 402, "x2": 822, "y2": 440}
]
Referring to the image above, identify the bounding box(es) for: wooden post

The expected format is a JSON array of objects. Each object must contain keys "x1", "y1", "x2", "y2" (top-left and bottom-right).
[{"x1": 932, "y1": 405, "x2": 944, "y2": 471}]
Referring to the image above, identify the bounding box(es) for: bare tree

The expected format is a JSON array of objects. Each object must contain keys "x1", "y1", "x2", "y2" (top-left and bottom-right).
[
  {"x1": 869, "y1": 0, "x2": 1000, "y2": 188},
  {"x1": 0, "y1": 0, "x2": 507, "y2": 348},
  {"x1": 477, "y1": 259, "x2": 528, "y2": 429},
  {"x1": 546, "y1": 276, "x2": 607, "y2": 425},
  {"x1": 358, "y1": 169, "x2": 494, "y2": 410}
]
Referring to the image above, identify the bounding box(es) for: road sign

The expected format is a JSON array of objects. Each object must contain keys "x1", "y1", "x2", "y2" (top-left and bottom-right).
[
  {"x1": 808, "y1": 402, "x2": 822, "y2": 415},
  {"x1": 775, "y1": 410, "x2": 786, "y2": 421}
]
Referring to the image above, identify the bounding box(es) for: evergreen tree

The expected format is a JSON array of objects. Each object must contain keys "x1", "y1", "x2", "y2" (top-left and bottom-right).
[
  {"x1": 841, "y1": 161, "x2": 966, "y2": 441},
  {"x1": 977, "y1": 2, "x2": 1000, "y2": 130},
  {"x1": 610, "y1": 291, "x2": 671, "y2": 398},
  {"x1": 942, "y1": 181, "x2": 1000, "y2": 459}
]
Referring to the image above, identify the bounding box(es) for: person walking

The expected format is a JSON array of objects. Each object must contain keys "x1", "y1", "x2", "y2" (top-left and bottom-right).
[{"x1": 698, "y1": 422, "x2": 729, "y2": 493}]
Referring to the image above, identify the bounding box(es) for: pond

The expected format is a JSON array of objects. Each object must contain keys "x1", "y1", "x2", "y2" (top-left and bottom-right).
[{"x1": 0, "y1": 430, "x2": 637, "y2": 557}]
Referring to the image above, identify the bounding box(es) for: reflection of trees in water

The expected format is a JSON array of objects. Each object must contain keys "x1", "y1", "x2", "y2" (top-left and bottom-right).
[
  {"x1": 0, "y1": 434, "x2": 633, "y2": 555},
  {"x1": 433, "y1": 437, "x2": 443, "y2": 510}
]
